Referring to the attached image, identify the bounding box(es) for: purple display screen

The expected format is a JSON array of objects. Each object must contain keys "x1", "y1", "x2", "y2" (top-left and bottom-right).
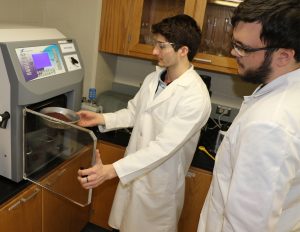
[{"x1": 32, "y1": 53, "x2": 51, "y2": 70}]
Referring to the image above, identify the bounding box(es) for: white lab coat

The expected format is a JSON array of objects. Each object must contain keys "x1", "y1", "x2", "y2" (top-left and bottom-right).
[
  {"x1": 198, "y1": 68, "x2": 300, "y2": 232},
  {"x1": 99, "y1": 66, "x2": 211, "y2": 232}
]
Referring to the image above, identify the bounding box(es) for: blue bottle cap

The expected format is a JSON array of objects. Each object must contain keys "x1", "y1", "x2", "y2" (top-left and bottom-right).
[{"x1": 88, "y1": 88, "x2": 96, "y2": 100}]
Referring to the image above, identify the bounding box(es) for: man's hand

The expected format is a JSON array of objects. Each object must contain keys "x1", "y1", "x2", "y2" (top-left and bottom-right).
[
  {"x1": 77, "y1": 150, "x2": 117, "y2": 189},
  {"x1": 76, "y1": 110, "x2": 105, "y2": 127}
]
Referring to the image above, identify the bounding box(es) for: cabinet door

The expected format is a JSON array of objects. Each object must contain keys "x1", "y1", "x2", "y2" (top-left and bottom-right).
[
  {"x1": 42, "y1": 190, "x2": 90, "y2": 232},
  {"x1": 0, "y1": 186, "x2": 42, "y2": 232},
  {"x1": 178, "y1": 167, "x2": 212, "y2": 232},
  {"x1": 99, "y1": 0, "x2": 136, "y2": 55},
  {"x1": 194, "y1": 0, "x2": 239, "y2": 74},
  {"x1": 89, "y1": 141, "x2": 125, "y2": 229},
  {"x1": 42, "y1": 146, "x2": 92, "y2": 232},
  {"x1": 128, "y1": 0, "x2": 198, "y2": 59},
  {"x1": 125, "y1": 0, "x2": 238, "y2": 74}
]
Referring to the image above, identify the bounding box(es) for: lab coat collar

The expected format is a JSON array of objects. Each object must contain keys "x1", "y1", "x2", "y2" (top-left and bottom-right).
[
  {"x1": 244, "y1": 68, "x2": 300, "y2": 102},
  {"x1": 147, "y1": 65, "x2": 195, "y2": 109},
  {"x1": 155, "y1": 65, "x2": 196, "y2": 86}
]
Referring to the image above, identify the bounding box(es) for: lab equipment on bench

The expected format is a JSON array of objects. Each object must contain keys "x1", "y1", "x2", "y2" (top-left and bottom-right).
[{"x1": 0, "y1": 25, "x2": 95, "y2": 206}]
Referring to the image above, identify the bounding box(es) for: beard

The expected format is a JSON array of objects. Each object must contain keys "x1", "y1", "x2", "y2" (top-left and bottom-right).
[{"x1": 238, "y1": 51, "x2": 273, "y2": 84}]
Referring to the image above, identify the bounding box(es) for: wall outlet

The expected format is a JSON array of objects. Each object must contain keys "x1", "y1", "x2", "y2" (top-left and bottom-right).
[
  {"x1": 216, "y1": 105, "x2": 231, "y2": 116},
  {"x1": 210, "y1": 102, "x2": 240, "y2": 123}
]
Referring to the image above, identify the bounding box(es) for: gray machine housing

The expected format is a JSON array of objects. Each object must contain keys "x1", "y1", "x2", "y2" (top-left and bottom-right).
[{"x1": 0, "y1": 38, "x2": 84, "y2": 182}]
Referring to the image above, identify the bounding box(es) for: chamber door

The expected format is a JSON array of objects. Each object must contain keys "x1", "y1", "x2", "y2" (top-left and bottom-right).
[{"x1": 23, "y1": 108, "x2": 96, "y2": 207}]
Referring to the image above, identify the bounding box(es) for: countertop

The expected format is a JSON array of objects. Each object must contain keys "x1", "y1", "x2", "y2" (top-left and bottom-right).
[{"x1": 0, "y1": 176, "x2": 30, "y2": 205}]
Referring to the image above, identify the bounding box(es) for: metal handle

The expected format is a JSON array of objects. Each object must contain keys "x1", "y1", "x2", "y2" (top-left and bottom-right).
[
  {"x1": 8, "y1": 200, "x2": 21, "y2": 211},
  {"x1": 57, "y1": 168, "x2": 67, "y2": 177},
  {"x1": 21, "y1": 188, "x2": 40, "y2": 203},
  {"x1": 193, "y1": 57, "x2": 212, "y2": 64},
  {"x1": 186, "y1": 171, "x2": 196, "y2": 178}
]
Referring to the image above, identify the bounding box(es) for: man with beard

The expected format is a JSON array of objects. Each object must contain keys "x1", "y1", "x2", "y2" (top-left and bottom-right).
[{"x1": 198, "y1": 0, "x2": 300, "y2": 231}]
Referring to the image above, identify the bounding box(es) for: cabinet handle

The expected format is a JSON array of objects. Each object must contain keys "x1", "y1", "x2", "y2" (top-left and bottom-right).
[
  {"x1": 193, "y1": 58, "x2": 212, "y2": 64},
  {"x1": 21, "y1": 188, "x2": 40, "y2": 203},
  {"x1": 45, "y1": 181, "x2": 53, "y2": 188},
  {"x1": 128, "y1": 35, "x2": 131, "y2": 43},
  {"x1": 186, "y1": 171, "x2": 196, "y2": 178},
  {"x1": 8, "y1": 200, "x2": 21, "y2": 211},
  {"x1": 57, "y1": 168, "x2": 67, "y2": 177}
]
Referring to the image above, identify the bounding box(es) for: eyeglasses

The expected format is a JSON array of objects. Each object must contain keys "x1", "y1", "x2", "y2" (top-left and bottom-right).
[
  {"x1": 152, "y1": 40, "x2": 176, "y2": 50},
  {"x1": 231, "y1": 40, "x2": 278, "y2": 57}
]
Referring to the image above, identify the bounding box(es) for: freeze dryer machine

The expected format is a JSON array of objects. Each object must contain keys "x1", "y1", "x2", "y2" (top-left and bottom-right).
[{"x1": 0, "y1": 25, "x2": 85, "y2": 182}]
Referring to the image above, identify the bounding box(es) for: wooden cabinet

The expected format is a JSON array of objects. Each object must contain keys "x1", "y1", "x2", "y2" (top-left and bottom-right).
[
  {"x1": 99, "y1": 0, "x2": 239, "y2": 74},
  {"x1": 89, "y1": 141, "x2": 125, "y2": 230},
  {"x1": 99, "y1": 0, "x2": 136, "y2": 55},
  {"x1": 42, "y1": 190, "x2": 90, "y2": 232},
  {"x1": 0, "y1": 145, "x2": 93, "y2": 232},
  {"x1": 0, "y1": 185, "x2": 42, "y2": 232},
  {"x1": 178, "y1": 167, "x2": 212, "y2": 232},
  {"x1": 42, "y1": 145, "x2": 93, "y2": 232}
]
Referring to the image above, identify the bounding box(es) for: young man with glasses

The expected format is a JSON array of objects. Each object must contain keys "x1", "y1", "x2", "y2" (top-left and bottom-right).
[
  {"x1": 198, "y1": 0, "x2": 300, "y2": 231},
  {"x1": 77, "y1": 14, "x2": 211, "y2": 232}
]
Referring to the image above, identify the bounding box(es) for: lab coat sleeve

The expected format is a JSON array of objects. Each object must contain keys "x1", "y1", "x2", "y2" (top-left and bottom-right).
[
  {"x1": 113, "y1": 86, "x2": 211, "y2": 185},
  {"x1": 223, "y1": 122, "x2": 299, "y2": 231}
]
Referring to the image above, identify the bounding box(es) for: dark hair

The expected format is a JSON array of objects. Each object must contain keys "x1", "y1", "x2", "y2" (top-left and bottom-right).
[
  {"x1": 231, "y1": 0, "x2": 300, "y2": 62},
  {"x1": 151, "y1": 14, "x2": 201, "y2": 61}
]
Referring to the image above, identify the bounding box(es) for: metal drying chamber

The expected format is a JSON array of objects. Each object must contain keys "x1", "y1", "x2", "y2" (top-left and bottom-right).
[{"x1": 0, "y1": 26, "x2": 84, "y2": 182}]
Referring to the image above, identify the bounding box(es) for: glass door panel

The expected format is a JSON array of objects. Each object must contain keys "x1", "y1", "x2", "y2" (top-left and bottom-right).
[
  {"x1": 139, "y1": 0, "x2": 186, "y2": 45},
  {"x1": 199, "y1": 0, "x2": 237, "y2": 57},
  {"x1": 129, "y1": 0, "x2": 198, "y2": 59},
  {"x1": 23, "y1": 108, "x2": 96, "y2": 207}
]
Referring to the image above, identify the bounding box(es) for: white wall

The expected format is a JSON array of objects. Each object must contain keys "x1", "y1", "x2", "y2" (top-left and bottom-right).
[
  {"x1": 0, "y1": 0, "x2": 43, "y2": 26},
  {"x1": 114, "y1": 56, "x2": 155, "y2": 87},
  {"x1": 0, "y1": 0, "x2": 102, "y2": 98},
  {"x1": 95, "y1": 52, "x2": 117, "y2": 94},
  {"x1": 41, "y1": 0, "x2": 101, "y2": 97}
]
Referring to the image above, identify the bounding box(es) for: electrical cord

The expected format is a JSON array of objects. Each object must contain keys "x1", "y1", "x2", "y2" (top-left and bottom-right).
[
  {"x1": 207, "y1": 117, "x2": 221, "y2": 130},
  {"x1": 207, "y1": 110, "x2": 226, "y2": 130},
  {"x1": 218, "y1": 110, "x2": 226, "y2": 128}
]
